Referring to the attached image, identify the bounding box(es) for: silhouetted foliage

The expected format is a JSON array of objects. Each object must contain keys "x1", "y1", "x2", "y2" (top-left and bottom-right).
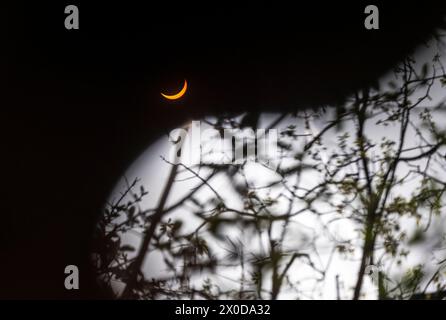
[{"x1": 92, "y1": 45, "x2": 446, "y2": 300}]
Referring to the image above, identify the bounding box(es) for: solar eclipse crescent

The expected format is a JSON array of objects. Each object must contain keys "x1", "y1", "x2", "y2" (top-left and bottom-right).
[{"x1": 161, "y1": 80, "x2": 188, "y2": 100}]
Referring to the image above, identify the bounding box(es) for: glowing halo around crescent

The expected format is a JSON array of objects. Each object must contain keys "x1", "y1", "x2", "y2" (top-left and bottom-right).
[{"x1": 161, "y1": 80, "x2": 188, "y2": 100}]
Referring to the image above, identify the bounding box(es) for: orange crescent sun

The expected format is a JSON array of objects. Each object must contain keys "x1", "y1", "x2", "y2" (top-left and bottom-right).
[{"x1": 161, "y1": 80, "x2": 188, "y2": 100}]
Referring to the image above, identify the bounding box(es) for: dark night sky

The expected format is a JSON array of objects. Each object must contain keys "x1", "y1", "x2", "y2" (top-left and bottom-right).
[{"x1": 2, "y1": 2, "x2": 446, "y2": 298}]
